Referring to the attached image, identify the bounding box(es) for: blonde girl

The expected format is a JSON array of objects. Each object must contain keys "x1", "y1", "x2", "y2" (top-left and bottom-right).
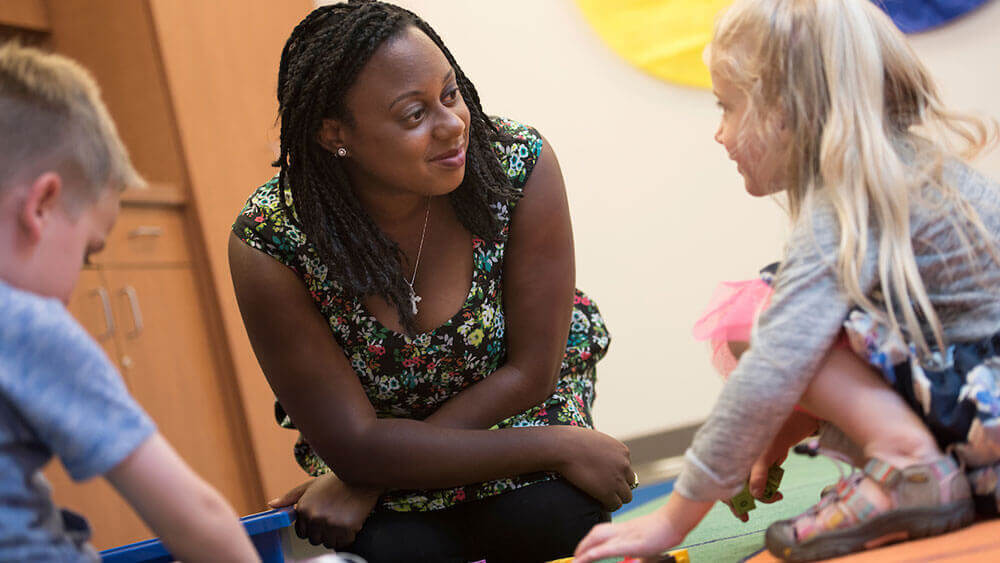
[{"x1": 575, "y1": 0, "x2": 1000, "y2": 561}]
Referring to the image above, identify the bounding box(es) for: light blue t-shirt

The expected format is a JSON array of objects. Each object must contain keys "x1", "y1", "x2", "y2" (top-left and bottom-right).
[{"x1": 0, "y1": 280, "x2": 156, "y2": 561}]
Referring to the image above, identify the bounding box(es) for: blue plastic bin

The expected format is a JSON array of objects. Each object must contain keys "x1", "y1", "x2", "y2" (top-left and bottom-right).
[{"x1": 100, "y1": 507, "x2": 296, "y2": 563}]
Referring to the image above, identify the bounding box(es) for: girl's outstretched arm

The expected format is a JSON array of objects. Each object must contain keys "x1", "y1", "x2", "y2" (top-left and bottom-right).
[{"x1": 574, "y1": 492, "x2": 713, "y2": 563}]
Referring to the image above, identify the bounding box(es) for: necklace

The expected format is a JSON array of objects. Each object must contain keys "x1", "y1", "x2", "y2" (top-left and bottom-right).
[{"x1": 406, "y1": 197, "x2": 431, "y2": 315}]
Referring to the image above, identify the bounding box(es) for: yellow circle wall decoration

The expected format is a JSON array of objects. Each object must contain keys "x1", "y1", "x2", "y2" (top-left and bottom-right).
[{"x1": 575, "y1": 0, "x2": 733, "y2": 89}]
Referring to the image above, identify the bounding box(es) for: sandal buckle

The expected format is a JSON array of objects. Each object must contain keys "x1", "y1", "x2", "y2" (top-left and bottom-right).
[{"x1": 863, "y1": 458, "x2": 902, "y2": 489}]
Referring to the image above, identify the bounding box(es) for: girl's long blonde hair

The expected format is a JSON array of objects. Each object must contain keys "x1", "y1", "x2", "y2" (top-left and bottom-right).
[{"x1": 710, "y1": 0, "x2": 998, "y2": 356}]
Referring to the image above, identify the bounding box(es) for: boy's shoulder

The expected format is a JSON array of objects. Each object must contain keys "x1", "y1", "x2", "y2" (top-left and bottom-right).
[
  {"x1": 0, "y1": 279, "x2": 73, "y2": 322},
  {"x1": 0, "y1": 278, "x2": 118, "y2": 426},
  {"x1": 0, "y1": 281, "x2": 133, "y2": 561},
  {"x1": 0, "y1": 279, "x2": 155, "y2": 482},
  {"x1": 0, "y1": 280, "x2": 100, "y2": 367}
]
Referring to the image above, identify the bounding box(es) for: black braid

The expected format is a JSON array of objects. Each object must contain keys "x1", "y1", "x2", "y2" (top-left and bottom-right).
[
  {"x1": 275, "y1": 0, "x2": 517, "y2": 335},
  {"x1": 405, "y1": 14, "x2": 515, "y2": 237}
]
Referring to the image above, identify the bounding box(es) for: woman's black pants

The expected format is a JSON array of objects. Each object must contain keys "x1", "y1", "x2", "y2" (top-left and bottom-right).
[{"x1": 345, "y1": 478, "x2": 610, "y2": 563}]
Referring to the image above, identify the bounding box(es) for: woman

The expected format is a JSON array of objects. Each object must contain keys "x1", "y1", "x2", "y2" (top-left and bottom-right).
[{"x1": 229, "y1": 2, "x2": 632, "y2": 561}]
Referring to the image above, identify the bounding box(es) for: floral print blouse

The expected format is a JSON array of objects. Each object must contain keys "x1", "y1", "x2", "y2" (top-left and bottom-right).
[{"x1": 233, "y1": 117, "x2": 610, "y2": 512}]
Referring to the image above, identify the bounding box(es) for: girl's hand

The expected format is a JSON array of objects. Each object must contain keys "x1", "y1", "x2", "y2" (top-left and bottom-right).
[
  {"x1": 575, "y1": 491, "x2": 712, "y2": 563},
  {"x1": 550, "y1": 426, "x2": 635, "y2": 511},
  {"x1": 747, "y1": 409, "x2": 818, "y2": 502},
  {"x1": 748, "y1": 452, "x2": 786, "y2": 503},
  {"x1": 721, "y1": 430, "x2": 790, "y2": 523},
  {"x1": 573, "y1": 511, "x2": 681, "y2": 563},
  {"x1": 723, "y1": 496, "x2": 753, "y2": 523},
  {"x1": 269, "y1": 472, "x2": 381, "y2": 549}
]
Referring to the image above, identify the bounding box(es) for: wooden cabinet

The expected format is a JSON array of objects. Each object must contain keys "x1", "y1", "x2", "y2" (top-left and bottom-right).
[
  {"x1": 46, "y1": 268, "x2": 149, "y2": 548},
  {"x1": 1, "y1": 0, "x2": 314, "y2": 550},
  {"x1": 45, "y1": 205, "x2": 264, "y2": 549},
  {"x1": 102, "y1": 264, "x2": 262, "y2": 514}
]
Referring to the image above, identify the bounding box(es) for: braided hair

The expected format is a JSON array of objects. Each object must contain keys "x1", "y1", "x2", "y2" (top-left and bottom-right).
[{"x1": 275, "y1": 0, "x2": 516, "y2": 335}]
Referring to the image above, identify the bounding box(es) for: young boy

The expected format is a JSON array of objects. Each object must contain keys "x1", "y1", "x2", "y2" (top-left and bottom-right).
[{"x1": 0, "y1": 43, "x2": 259, "y2": 561}]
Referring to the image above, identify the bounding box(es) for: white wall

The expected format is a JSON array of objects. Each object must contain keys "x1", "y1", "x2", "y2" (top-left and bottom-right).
[{"x1": 320, "y1": 0, "x2": 1000, "y2": 440}]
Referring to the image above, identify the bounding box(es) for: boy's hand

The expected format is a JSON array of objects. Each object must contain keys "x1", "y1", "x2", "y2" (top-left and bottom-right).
[{"x1": 269, "y1": 472, "x2": 381, "y2": 549}]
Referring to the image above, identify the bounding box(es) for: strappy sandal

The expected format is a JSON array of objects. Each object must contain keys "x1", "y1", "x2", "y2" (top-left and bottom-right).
[{"x1": 766, "y1": 454, "x2": 975, "y2": 561}]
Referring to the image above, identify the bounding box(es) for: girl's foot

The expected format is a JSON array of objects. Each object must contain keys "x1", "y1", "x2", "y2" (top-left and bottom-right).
[{"x1": 766, "y1": 456, "x2": 974, "y2": 562}]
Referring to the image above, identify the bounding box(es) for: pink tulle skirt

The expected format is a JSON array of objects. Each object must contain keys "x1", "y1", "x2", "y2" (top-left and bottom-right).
[
  {"x1": 693, "y1": 278, "x2": 774, "y2": 378},
  {"x1": 694, "y1": 272, "x2": 827, "y2": 419}
]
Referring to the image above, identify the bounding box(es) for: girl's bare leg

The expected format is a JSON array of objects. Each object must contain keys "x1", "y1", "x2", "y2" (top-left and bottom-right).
[{"x1": 797, "y1": 346, "x2": 942, "y2": 510}]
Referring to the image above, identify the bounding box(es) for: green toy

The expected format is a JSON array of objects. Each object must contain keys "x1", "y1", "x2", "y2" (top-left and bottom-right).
[
  {"x1": 763, "y1": 464, "x2": 784, "y2": 500},
  {"x1": 730, "y1": 482, "x2": 756, "y2": 516},
  {"x1": 730, "y1": 463, "x2": 784, "y2": 516}
]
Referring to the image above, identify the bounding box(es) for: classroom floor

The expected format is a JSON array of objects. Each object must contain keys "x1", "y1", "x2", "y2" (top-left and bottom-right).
[
  {"x1": 614, "y1": 453, "x2": 1000, "y2": 563},
  {"x1": 112, "y1": 450, "x2": 1000, "y2": 563},
  {"x1": 611, "y1": 453, "x2": 844, "y2": 562},
  {"x1": 743, "y1": 517, "x2": 1000, "y2": 562}
]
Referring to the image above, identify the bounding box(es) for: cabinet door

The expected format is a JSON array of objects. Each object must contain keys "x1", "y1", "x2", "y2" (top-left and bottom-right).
[
  {"x1": 44, "y1": 269, "x2": 154, "y2": 550},
  {"x1": 65, "y1": 268, "x2": 120, "y2": 361},
  {"x1": 105, "y1": 267, "x2": 263, "y2": 520}
]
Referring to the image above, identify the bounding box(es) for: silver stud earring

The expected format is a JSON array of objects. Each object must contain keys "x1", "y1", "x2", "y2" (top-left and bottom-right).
[{"x1": 336, "y1": 147, "x2": 348, "y2": 158}]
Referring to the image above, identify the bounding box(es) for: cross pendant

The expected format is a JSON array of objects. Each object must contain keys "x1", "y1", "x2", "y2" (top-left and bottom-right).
[{"x1": 409, "y1": 290, "x2": 422, "y2": 315}]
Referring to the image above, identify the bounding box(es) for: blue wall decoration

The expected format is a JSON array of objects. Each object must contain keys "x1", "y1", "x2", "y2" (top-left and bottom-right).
[{"x1": 876, "y1": 0, "x2": 992, "y2": 33}]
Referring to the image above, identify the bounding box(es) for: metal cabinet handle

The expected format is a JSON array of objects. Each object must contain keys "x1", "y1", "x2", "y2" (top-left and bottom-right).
[
  {"x1": 121, "y1": 286, "x2": 144, "y2": 337},
  {"x1": 128, "y1": 226, "x2": 164, "y2": 238},
  {"x1": 92, "y1": 287, "x2": 115, "y2": 340}
]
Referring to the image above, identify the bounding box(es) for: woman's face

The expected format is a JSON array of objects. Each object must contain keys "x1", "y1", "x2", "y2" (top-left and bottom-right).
[
  {"x1": 324, "y1": 26, "x2": 471, "y2": 200},
  {"x1": 711, "y1": 68, "x2": 786, "y2": 197}
]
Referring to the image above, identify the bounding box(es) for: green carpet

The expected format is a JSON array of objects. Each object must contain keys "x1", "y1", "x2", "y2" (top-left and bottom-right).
[{"x1": 610, "y1": 454, "x2": 845, "y2": 563}]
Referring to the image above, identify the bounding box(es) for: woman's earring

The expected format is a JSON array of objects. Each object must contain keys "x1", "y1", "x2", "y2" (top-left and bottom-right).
[{"x1": 336, "y1": 147, "x2": 348, "y2": 158}]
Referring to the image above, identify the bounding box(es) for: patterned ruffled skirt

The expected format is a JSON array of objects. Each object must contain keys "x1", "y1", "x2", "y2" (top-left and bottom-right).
[
  {"x1": 844, "y1": 309, "x2": 1000, "y2": 513},
  {"x1": 843, "y1": 310, "x2": 1000, "y2": 468}
]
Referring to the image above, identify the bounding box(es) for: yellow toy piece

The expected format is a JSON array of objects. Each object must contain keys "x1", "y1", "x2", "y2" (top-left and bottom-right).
[
  {"x1": 574, "y1": 0, "x2": 732, "y2": 89},
  {"x1": 546, "y1": 547, "x2": 689, "y2": 562},
  {"x1": 669, "y1": 548, "x2": 690, "y2": 563}
]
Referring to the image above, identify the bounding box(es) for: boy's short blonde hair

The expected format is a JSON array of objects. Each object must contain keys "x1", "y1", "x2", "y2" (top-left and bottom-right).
[{"x1": 0, "y1": 42, "x2": 143, "y2": 208}]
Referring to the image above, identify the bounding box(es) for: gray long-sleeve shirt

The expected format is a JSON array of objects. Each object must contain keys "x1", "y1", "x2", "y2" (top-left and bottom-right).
[{"x1": 677, "y1": 160, "x2": 1000, "y2": 502}]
